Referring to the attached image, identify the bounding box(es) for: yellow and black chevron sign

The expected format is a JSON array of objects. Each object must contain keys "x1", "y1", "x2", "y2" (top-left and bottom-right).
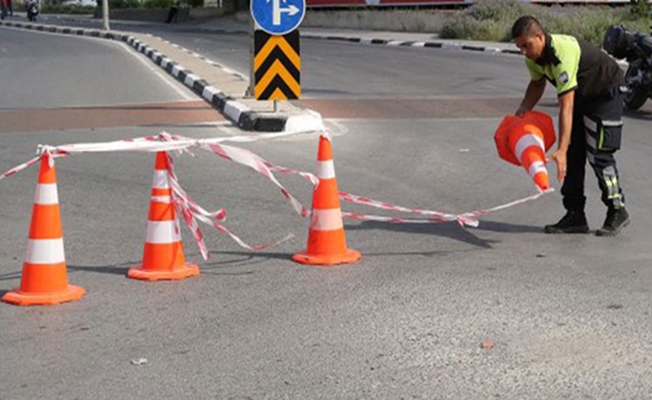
[{"x1": 254, "y1": 30, "x2": 300, "y2": 101}]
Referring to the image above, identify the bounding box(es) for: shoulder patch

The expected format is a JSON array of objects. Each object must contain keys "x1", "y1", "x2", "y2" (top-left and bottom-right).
[{"x1": 559, "y1": 71, "x2": 569, "y2": 85}]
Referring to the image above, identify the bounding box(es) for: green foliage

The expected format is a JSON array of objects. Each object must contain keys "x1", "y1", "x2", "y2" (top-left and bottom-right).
[
  {"x1": 440, "y1": 1, "x2": 651, "y2": 46},
  {"x1": 109, "y1": 0, "x2": 140, "y2": 9},
  {"x1": 41, "y1": 4, "x2": 96, "y2": 14},
  {"x1": 142, "y1": 0, "x2": 172, "y2": 8},
  {"x1": 187, "y1": 0, "x2": 203, "y2": 7},
  {"x1": 630, "y1": 0, "x2": 651, "y2": 20}
]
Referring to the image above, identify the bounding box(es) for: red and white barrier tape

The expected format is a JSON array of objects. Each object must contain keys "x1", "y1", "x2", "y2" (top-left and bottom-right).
[
  {"x1": 1, "y1": 133, "x2": 302, "y2": 258},
  {"x1": 338, "y1": 192, "x2": 478, "y2": 227},
  {"x1": 1, "y1": 131, "x2": 553, "y2": 260},
  {"x1": 161, "y1": 140, "x2": 294, "y2": 258},
  {"x1": 246, "y1": 134, "x2": 552, "y2": 228},
  {"x1": 0, "y1": 147, "x2": 61, "y2": 181},
  {"x1": 162, "y1": 132, "x2": 311, "y2": 219},
  {"x1": 0, "y1": 155, "x2": 42, "y2": 181}
]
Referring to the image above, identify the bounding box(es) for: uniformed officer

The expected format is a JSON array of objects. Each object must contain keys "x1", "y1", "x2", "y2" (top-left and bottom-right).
[{"x1": 512, "y1": 16, "x2": 630, "y2": 236}]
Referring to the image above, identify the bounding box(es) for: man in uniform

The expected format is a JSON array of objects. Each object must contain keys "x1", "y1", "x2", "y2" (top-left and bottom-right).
[{"x1": 512, "y1": 16, "x2": 630, "y2": 236}]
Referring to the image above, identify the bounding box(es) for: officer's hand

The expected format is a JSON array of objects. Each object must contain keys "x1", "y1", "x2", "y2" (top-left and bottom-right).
[
  {"x1": 515, "y1": 106, "x2": 528, "y2": 117},
  {"x1": 549, "y1": 149, "x2": 567, "y2": 182}
]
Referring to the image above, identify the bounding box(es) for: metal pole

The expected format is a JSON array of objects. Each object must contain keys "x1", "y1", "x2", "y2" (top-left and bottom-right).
[
  {"x1": 246, "y1": 19, "x2": 256, "y2": 98},
  {"x1": 102, "y1": 0, "x2": 110, "y2": 31},
  {"x1": 273, "y1": 100, "x2": 279, "y2": 113}
]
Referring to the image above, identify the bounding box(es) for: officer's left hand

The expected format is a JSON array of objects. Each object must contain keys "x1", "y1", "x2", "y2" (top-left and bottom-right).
[{"x1": 549, "y1": 149, "x2": 567, "y2": 182}]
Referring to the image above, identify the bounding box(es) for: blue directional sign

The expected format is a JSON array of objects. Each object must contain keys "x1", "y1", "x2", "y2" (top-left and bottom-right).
[{"x1": 251, "y1": 0, "x2": 306, "y2": 36}]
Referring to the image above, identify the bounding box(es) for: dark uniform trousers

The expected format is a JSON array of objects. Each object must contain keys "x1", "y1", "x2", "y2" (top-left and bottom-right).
[{"x1": 562, "y1": 85, "x2": 625, "y2": 212}]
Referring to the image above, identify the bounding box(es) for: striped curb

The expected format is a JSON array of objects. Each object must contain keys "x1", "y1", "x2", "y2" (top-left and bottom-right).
[
  {"x1": 0, "y1": 20, "x2": 320, "y2": 132},
  {"x1": 301, "y1": 34, "x2": 522, "y2": 55},
  {"x1": 34, "y1": 15, "x2": 522, "y2": 56}
]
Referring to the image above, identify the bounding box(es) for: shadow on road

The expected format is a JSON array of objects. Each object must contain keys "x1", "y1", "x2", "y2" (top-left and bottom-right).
[
  {"x1": 0, "y1": 270, "x2": 23, "y2": 282},
  {"x1": 67, "y1": 263, "x2": 137, "y2": 276},
  {"x1": 346, "y1": 220, "x2": 497, "y2": 249},
  {"x1": 624, "y1": 108, "x2": 652, "y2": 121},
  {"x1": 199, "y1": 251, "x2": 288, "y2": 273},
  {"x1": 471, "y1": 220, "x2": 542, "y2": 233}
]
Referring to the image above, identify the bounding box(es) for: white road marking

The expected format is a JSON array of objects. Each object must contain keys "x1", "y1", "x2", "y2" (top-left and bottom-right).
[{"x1": 118, "y1": 41, "x2": 194, "y2": 101}]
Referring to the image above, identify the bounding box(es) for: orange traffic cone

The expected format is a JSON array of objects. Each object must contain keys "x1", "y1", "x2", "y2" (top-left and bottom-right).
[
  {"x1": 494, "y1": 110, "x2": 556, "y2": 191},
  {"x1": 293, "y1": 135, "x2": 361, "y2": 266},
  {"x1": 2, "y1": 156, "x2": 85, "y2": 306},
  {"x1": 128, "y1": 152, "x2": 199, "y2": 281}
]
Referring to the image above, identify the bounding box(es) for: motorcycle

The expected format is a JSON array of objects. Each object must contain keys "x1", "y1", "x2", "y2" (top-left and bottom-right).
[
  {"x1": 25, "y1": 0, "x2": 38, "y2": 22},
  {"x1": 603, "y1": 24, "x2": 652, "y2": 110}
]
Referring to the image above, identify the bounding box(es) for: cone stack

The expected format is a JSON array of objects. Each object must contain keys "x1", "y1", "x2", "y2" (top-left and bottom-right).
[{"x1": 494, "y1": 111, "x2": 556, "y2": 191}]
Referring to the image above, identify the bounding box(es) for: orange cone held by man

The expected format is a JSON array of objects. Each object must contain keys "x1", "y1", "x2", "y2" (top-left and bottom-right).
[
  {"x1": 293, "y1": 135, "x2": 361, "y2": 266},
  {"x1": 494, "y1": 110, "x2": 556, "y2": 192},
  {"x1": 128, "y1": 152, "x2": 199, "y2": 281},
  {"x1": 2, "y1": 156, "x2": 85, "y2": 306}
]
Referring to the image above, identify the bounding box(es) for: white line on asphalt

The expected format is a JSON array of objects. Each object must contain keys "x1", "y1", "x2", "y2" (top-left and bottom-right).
[
  {"x1": 118, "y1": 41, "x2": 194, "y2": 101},
  {"x1": 323, "y1": 120, "x2": 349, "y2": 138}
]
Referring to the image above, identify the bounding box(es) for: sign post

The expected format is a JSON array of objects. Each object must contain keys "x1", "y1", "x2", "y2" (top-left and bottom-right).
[{"x1": 250, "y1": 0, "x2": 306, "y2": 105}]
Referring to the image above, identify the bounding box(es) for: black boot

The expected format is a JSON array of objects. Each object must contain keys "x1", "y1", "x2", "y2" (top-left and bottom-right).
[
  {"x1": 596, "y1": 208, "x2": 630, "y2": 237},
  {"x1": 544, "y1": 211, "x2": 589, "y2": 234}
]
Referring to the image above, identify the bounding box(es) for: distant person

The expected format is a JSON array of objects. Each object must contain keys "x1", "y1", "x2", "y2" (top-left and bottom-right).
[
  {"x1": 512, "y1": 16, "x2": 629, "y2": 236},
  {"x1": 25, "y1": 0, "x2": 37, "y2": 21},
  {"x1": 0, "y1": 0, "x2": 7, "y2": 20},
  {"x1": 165, "y1": 0, "x2": 179, "y2": 24}
]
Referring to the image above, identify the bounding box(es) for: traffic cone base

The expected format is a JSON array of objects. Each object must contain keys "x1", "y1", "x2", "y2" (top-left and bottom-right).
[
  {"x1": 293, "y1": 248, "x2": 361, "y2": 266},
  {"x1": 128, "y1": 263, "x2": 199, "y2": 281},
  {"x1": 2, "y1": 284, "x2": 85, "y2": 306}
]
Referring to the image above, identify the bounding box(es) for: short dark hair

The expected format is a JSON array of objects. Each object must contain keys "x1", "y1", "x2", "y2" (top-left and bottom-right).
[{"x1": 511, "y1": 16, "x2": 544, "y2": 40}]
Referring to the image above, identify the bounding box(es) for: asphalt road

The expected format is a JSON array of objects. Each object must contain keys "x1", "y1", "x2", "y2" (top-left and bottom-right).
[
  {"x1": 0, "y1": 26, "x2": 196, "y2": 108},
  {"x1": 141, "y1": 28, "x2": 531, "y2": 99},
  {"x1": 2, "y1": 20, "x2": 652, "y2": 399}
]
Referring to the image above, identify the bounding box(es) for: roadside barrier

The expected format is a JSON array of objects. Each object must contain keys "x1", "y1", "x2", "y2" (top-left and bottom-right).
[
  {"x1": 494, "y1": 111, "x2": 556, "y2": 192},
  {"x1": 128, "y1": 152, "x2": 200, "y2": 281},
  {"x1": 2, "y1": 154, "x2": 85, "y2": 306},
  {"x1": 1, "y1": 127, "x2": 553, "y2": 305},
  {"x1": 293, "y1": 135, "x2": 362, "y2": 266}
]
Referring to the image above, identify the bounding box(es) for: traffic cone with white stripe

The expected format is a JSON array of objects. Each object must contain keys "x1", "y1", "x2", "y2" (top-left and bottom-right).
[
  {"x1": 494, "y1": 110, "x2": 556, "y2": 191},
  {"x1": 293, "y1": 135, "x2": 361, "y2": 266},
  {"x1": 128, "y1": 152, "x2": 199, "y2": 281},
  {"x1": 2, "y1": 156, "x2": 85, "y2": 306}
]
